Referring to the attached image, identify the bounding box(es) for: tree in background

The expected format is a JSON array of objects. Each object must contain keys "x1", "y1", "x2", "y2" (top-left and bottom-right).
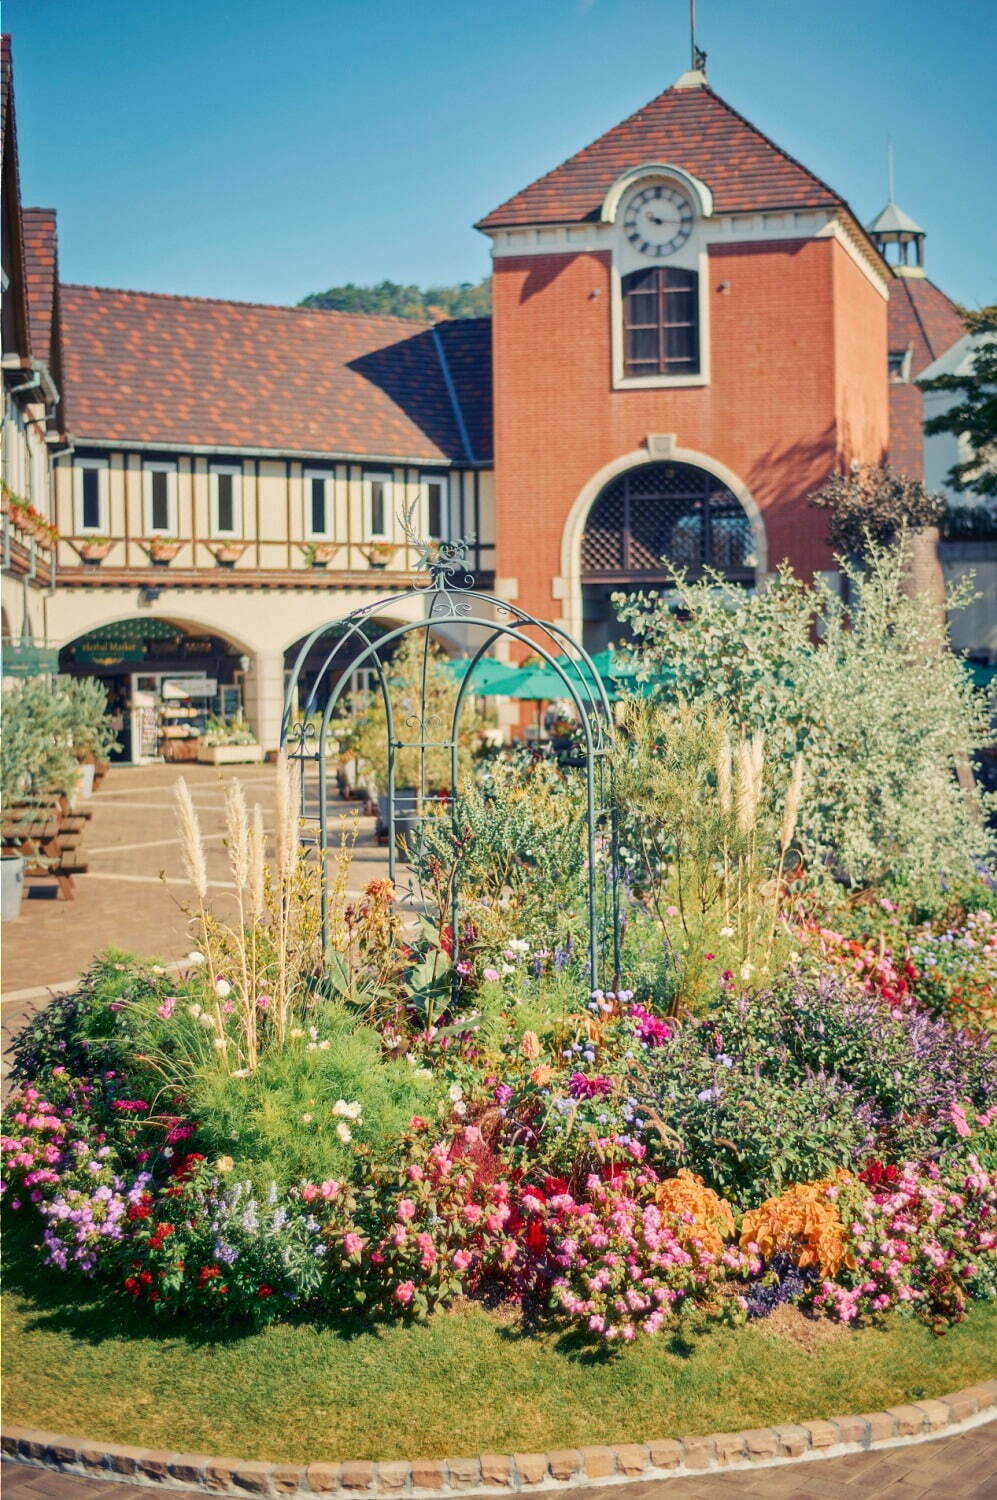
[
  {"x1": 299, "y1": 278, "x2": 491, "y2": 321},
  {"x1": 919, "y1": 305, "x2": 997, "y2": 500},
  {"x1": 808, "y1": 462, "x2": 944, "y2": 556}
]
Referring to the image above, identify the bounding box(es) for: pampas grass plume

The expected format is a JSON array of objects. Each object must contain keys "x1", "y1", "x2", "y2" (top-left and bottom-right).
[{"x1": 175, "y1": 777, "x2": 208, "y2": 899}]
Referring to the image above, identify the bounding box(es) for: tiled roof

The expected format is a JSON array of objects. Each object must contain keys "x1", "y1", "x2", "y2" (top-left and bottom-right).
[
  {"x1": 435, "y1": 317, "x2": 492, "y2": 463},
  {"x1": 60, "y1": 284, "x2": 493, "y2": 463},
  {"x1": 478, "y1": 83, "x2": 849, "y2": 230},
  {"x1": 887, "y1": 276, "x2": 965, "y2": 378},
  {"x1": 23, "y1": 208, "x2": 58, "y2": 369}
]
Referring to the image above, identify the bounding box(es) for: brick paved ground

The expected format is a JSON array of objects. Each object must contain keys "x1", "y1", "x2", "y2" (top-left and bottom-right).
[
  {"x1": 1, "y1": 761, "x2": 398, "y2": 1068},
  {"x1": 2, "y1": 1423, "x2": 996, "y2": 1499}
]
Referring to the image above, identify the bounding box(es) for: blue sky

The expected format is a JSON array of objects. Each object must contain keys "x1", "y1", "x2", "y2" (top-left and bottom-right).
[{"x1": 6, "y1": 0, "x2": 996, "y2": 308}]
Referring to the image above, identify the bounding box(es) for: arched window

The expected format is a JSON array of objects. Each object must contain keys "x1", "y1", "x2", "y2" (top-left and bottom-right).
[
  {"x1": 622, "y1": 268, "x2": 699, "y2": 377},
  {"x1": 581, "y1": 461, "x2": 755, "y2": 583}
]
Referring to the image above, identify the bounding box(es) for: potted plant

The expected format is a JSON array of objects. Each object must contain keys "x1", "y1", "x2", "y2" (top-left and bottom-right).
[
  {"x1": 1, "y1": 850, "x2": 25, "y2": 922},
  {"x1": 301, "y1": 540, "x2": 338, "y2": 568},
  {"x1": 75, "y1": 535, "x2": 113, "y2": 565},
  {"x1": 210, "y1": 541, "x2": 247, "y2": 567},
  {"x1": 144, "y1": 536, "x2": 183, "y2": 565},
  {"x1": 362, "y1": 540, "x2": 396, "y2": 569},
  {"x1": 196, "y1": 716, "x2": 264, "y2": 764}
]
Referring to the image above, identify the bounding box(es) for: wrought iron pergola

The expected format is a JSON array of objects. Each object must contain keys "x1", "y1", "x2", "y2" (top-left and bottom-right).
[{"x1": 281, "y1": 508, "x2": 620, "y2": 989}]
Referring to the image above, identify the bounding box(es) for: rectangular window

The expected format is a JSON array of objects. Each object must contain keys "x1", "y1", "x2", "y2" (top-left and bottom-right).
[
  {"x1": 623, "y1": 267, "x2": 700, "y2": 378},
  {"x1": 77, "y1": 459, "x2": 108, "y2": 533},
  {"x1": 143, "y1": 462, "x2": 176, "y2": 534},
  {"x1": 424, "y1": 476, "x2": 447, "y2": 540},
  {"x1": 365, "y1": 474, "x2": 391, "y2": 539},
  {"x1": 210, "y1": 465, "x2": 242, "y2": 537},
  {"x1": 304, "y1": 470, "x2": 332, "y2": 538}
]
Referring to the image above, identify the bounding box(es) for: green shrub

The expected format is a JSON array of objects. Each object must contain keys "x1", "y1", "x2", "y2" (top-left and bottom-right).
[{"x1": 615, "y1": 544, "x2": 992, "y2": 901}]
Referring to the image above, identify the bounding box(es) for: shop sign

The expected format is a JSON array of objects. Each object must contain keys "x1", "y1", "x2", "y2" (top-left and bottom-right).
[{"x1": 162, "y1": 676, "x2": 217, "y2": 699}]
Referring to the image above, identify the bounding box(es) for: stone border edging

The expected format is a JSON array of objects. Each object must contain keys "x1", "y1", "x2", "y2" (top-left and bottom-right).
[{"x1": 2, "y1": 1381, "x2": 995, "y2": 1497}]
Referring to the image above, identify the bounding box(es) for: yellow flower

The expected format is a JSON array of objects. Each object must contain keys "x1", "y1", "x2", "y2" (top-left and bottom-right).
[
  {"x1": 520, "y1": 1030, "x2": 541, "y2": 1060},
  {"x1": 215, "y1": 1155, "x2": 235, "y2": 1174}
]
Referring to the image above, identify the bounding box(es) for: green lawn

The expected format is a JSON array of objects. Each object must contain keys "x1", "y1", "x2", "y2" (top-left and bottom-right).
[{"x1": 3, "y1": 1235, "x2": 995, "y2": 1462}]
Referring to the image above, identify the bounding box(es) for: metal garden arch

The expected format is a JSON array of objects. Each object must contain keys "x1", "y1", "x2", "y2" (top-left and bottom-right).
[{"x1": 281, "y1": 516, "x2": 620, "y2": 989}]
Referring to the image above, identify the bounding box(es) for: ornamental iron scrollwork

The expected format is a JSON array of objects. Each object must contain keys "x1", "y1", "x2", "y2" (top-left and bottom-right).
[{"x1": 281, "y1": 515, "x2": 620, "y2": 991}]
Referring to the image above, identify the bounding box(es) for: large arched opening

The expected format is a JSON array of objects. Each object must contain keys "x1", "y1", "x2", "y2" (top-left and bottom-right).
[
  {"x1": 58, "y1": 618, "x2": 252, "y2": 763},
  {"x1": 577, "y1": 457, "x2": 763, "y2": 652}
]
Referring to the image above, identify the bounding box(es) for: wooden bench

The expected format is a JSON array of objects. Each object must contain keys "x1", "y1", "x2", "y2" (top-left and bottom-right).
[{"x1": 2, "y1": 797, "x2": 90, "y2": 900}]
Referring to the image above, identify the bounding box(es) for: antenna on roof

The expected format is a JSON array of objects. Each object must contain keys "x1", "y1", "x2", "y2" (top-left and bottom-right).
[
  {"x1": 887, "y1": 139, "x2": 895, "y2": 203},
  {"x1": 690, "y1": 0, "x2": 707, "y2": 75}
]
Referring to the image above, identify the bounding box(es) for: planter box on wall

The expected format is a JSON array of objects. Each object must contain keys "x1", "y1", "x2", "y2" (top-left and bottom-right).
[{"x1": 196, "y1": 743, "x2": 265, "y2": 765}]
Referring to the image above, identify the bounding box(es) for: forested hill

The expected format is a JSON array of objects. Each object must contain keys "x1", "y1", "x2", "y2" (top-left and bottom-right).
[{"x1": 298, "y1": 278, "x2": 491, "y2": 320}]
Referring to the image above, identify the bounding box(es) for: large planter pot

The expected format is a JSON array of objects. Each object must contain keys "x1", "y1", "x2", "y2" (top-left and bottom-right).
[
  {"x1": 196, "y1": 742, "x2": 265, "y2": 765},
  {"x1": 74, "y1": 762, "x2": 97, "y2": 801},
  {"x1": 1, "y1": 854, "x2": 25, "y2": 922},
  {"x1": 378, "y1": 787, "x2": 419, "y2": 854}
]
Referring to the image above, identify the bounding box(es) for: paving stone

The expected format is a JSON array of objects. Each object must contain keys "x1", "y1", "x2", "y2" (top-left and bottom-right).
[
  {"x1": 103, "y1": 1447, "x2": 149, "y2": 1478},
  {"x1": 541, "y1": 1449, "x2": 577, "y2": 1482},
  {"x1": 680, "y1": 1437, "x2": 715, "y2": 1469},
  {"x1": 408, "y1": 1460, "x2": 444, "y2": 1492},
  {"x1": 886, "y1": 1405, "x2": 928, "y2": 1438},
  {"x1": 608, "y1": 1444, "x2": 646, "y2": 1476},
  {"x1": 578, "y1": 1447, "x2": 615, "y2": 1479},
  {"x1": 478, "y1": 1455, "x2": 514, "y2": 1487},
  {"x1": 647, "y1": 1438, "x2": 682, "y2": 1469},
  {"x1": 445, "y1": 1458, "x2": 481, "y2": 1490},
  {"x1": 168, "y1": 1457, "x2": 212, "y2": 1487},
  {"x1": 137, "y1": 1450, "x2": 176, "y2": 1482},
  {"x1": 339, "y1": 1462, "x2": 374, "y2": 1492},
  {"x1": 231, "y1": 1461, "x2": 273, "y2": 1495},
  {"x1": 772, "y1": 1424, "x2": 810, "y2": 1458},
  {"x1": 271, "y1": 1464, "x2": 307, "y2": 1495},
  {"x1": 512, "y1": 1455, "x2": 547, "y2": 1487},
  {"x1": 373, "y1": 1462, "x2": 409, "y2": 1494},
  {"x1": 740, "y1": 1429, "x2": 778, "y2": 1460},
  {"x1": 205, "y1": 1458, "x2": 246, "y2": 1492},
  {"x1": 306, "y1": 1463, "x2": 341, "y2": 1493}
]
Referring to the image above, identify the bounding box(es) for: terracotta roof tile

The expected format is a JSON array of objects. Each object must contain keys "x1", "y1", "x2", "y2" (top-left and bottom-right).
[
  {"x1": 887, "y1": 276, "x2": 965, "y2": 378},
  {"x1": 60, "y1": 284, "x2": 493, "y2": 462},
  {"x1": 23, "y1": 207, "x2": 58, "y2": 369},
  {"x1": 478, "y1": 83, "x2": 849, "y2": 230}
]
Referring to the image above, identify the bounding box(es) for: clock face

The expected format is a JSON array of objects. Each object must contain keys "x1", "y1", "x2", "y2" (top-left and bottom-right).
[{"x1": 623, "y1": 184, "x2": 694, "y2": 257}]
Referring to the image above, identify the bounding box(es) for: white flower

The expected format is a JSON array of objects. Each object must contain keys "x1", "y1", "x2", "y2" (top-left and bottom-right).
[
  {"x1": 199, "y1": 1011, "x2": 217, "y2": 1030},
  {"x1": 186, "y1": 1003, "x2": 202, "y2": 1019},
  {"x1": 301, "y1": 1113, "x2": 314, "y2": 1125},
  {"x1": 214, "y1": 978, "x2": 232, "y2": 999},
  {"x1": 230, "y1": 1068, "x2": 250, "y2": 1079},
  {"x1": 719, "y1": 927, "x2": 735, "y2": 939},
  {"x1": 151, "y1": 965, "x2": 166, "y2": 975},
  {"x1": 213, "y1": 1037, "x2": 227, "y2": 1050},
  {"x1": 405, "y1": 1052, "x2": 417, "y2": 1066},
  {"x1": 308, "y1": 1026, "x2": 318, "y2": 1041},
  {"x1": 186, "y1": 951, "x2": 206, "y2": 967},
  {"x1": 333, "y1": 1099, "x2": 362, "y2": 1120},
  {"x1": 453, "y1": 1101, "x2": 467, "y2": 1117},
  {"x1": 289, "y1": 1027, "x2": 305, "y2": 1039},
  {"x1": 335, "y1": 1121, "x2": 352, "y2": 1144},
  {"x1": 741, "y1": 962, "x2": 754, "y2": 980},
  {"x1": 500, "y1": 964, "x2": 516, "y2": 976},
  {"x1": 448, "y1": 1083, "x2": 464, "y2": 1102},
  {"x1": 507, "y1": 938, "x2": 529, "y2": 953},
  {"x1": 415, "y1": 1068, "x2": 433, "y2": 1080},
  {"x1": 318, "y1": 1039, "x2": 330, "y2": 1051}
]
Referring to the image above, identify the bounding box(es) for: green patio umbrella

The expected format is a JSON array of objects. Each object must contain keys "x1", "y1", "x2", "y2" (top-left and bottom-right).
[
  {"x1": 441, "y1": 656, "x2": 521, "y2": 693},
  {"x1": 494, "y1": 661, "x2": 580, "y2": 735}
]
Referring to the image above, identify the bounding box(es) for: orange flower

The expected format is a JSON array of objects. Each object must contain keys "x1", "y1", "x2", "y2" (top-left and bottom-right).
[
  {"x1": 739, "y1": 1177, "x2": 855, "y2": 1278},
  {"x1": 655, "y1": 1170, "x2": 735, "y2": 1256}
]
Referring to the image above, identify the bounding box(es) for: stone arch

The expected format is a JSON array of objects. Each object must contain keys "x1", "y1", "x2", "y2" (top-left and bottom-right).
[{"x1": 558, "y1": 446, "x2": 767, "y2": 642}]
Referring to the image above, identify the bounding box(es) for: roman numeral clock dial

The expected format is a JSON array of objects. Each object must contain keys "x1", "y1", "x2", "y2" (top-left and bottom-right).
[{"x1": 624, "y1": 184, "x2": 694, "y2": 256}]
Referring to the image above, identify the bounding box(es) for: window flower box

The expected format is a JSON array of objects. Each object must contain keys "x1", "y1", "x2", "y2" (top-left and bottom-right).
[
  {"x1": 74, "y1": 537, "x2": 113, "y2": 565},
  {"x1": 144, "y1": 537, "x2": 183, "y2": 565},
  {"x1": 301, "y1": 541, "x2": 338, "y2": 568},
  {"x1": 210, "y1": 542, "x2": 247, "y2": 567},
  {"x1": 363, "y1": 541, "x2": 396, "y2": 569}
]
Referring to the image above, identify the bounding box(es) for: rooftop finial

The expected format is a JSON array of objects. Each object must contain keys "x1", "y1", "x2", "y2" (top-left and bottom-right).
[{"x1": 675, "y1": 0, "x2": 707, "y2": 87}]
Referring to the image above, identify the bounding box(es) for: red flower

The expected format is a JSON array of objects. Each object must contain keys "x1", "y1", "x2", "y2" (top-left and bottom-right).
[
  {"x1": 524, "y1": 1220, "x2": 547, "y2": 1255},
  {"x1": 257, "y1": 1285, "x2": 274, "y2": 1298},
  {"x1": 542, "y1": 1176, "x2": 570, "y2": 1197},
  {"x1": 170, "y1": 1152, "x2": 206, "y2": 1181},
  {"x1": 139, "y1": 1271, "x2": 153, "y2": 1285}
]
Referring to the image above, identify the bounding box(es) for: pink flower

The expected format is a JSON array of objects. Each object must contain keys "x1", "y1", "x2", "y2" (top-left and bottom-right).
[
  {"x1": 320, "y1": 1179, "x2": 340, "y2": 1199},
  {"x1": 394, "y1": 1280, "x2": 415, "y2": 1304},
  {"x1": 407, "y1": 1163, "x2": 424, "y2": 1182},
  {"x1": 344, "y1": 1232, "x2": 363, "y2": 1258},
  {"x1": 397, "y1": 1197, "x2": 417, "y2": 1222},
  {"x1": 462, "y1": 1203, "x2": 482, "y2": 1225},
  {"x1": 949, "y1": 1103, "x2": 972, "y2": 1139},
  {"x1": 300, "y1": 1184, "x2": 319, "y2": 1203},
  {"x1": 156, "y1": 996, "x2": 177, "y2": 1021},
  {"x1": 452, "y1": 1249, "x2": 473, "y2": 1272},
  {"x1": 483, "y1": 968, "x2": 500, "y2": 983}
]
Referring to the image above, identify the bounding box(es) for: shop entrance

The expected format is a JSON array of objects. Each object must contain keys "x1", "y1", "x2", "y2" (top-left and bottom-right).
[{"x1": 58, "y1": 619, "x2": 247, "y2": 764}]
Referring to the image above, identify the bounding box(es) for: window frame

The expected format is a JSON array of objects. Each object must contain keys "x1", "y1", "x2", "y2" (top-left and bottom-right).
[
  {"x1": 76, "y1": 457, "x2": 109, "y2": 535},
  {"x1": 621, "y1": 266, "x2": 700, "y2": 379},
  {"x1": 209, "y1": 463, "x2": 243, "y2": 538},
  {"x1": 611, "y1": 249, "x2": 710, "y2": 391},
  {"x1": 364, "y1": 472, "x2": 392, "y2": 541},
  {"x1": 303, "y1": 468, "x2": 334, "y2": 540},
  {"x1": 422, "y1": 473, "x2": 448, "y2": 541},
  {"x1": 143, "y1": 460, "x2": 178, "y2": 536}
]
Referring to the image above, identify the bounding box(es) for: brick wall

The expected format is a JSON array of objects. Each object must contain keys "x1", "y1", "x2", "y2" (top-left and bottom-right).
[{"x1": 492, "y1": 235, "x2": 889, "y2": 623}]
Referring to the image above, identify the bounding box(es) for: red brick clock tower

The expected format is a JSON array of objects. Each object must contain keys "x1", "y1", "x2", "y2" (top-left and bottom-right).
[{"x1": 478, "y1": 68, "x2": 890, "y2": 649}]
